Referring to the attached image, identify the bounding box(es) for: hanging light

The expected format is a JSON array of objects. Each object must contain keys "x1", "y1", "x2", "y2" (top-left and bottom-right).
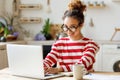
[{"x1": 46, "y1": 0, "x2": 51, "y2": 13}]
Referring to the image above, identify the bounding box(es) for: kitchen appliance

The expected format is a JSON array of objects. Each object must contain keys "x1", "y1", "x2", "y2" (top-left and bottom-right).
[{"x1": 102, "y1": 44, "x2": 120, "y2": 72}]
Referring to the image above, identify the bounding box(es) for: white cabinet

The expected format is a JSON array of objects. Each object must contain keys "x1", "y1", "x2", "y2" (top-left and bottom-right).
[
  {"x1": 101, "y1": 44, "x2": 120, "y2": 72},
  {"x1": 93, "y1": 44, "x2": 102, "y2": 71},
  {"x1": 94, "y1": 43, "x2": 120, "y2": 72}
]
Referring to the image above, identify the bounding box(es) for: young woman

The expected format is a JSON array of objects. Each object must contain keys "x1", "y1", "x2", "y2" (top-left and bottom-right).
[{"x1": 44, "y1": 0, "x2": 99, "y2": 74}]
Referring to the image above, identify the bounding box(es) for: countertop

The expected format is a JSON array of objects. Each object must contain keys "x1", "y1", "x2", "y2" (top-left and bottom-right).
[
  {"x1": 0, "y1": 68, "x2": 120, "y2": 80},
  {"x1": 1, "y1": 40, "x2": 120, "y2": 46},
  {"x1": 0, "y1": 41, "x2": 27, "y2": 49}
]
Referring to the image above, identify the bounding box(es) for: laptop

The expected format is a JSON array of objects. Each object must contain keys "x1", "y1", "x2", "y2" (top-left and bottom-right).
[{"x1": 6, "y1": 44, "x2": 64, "y2": 79}]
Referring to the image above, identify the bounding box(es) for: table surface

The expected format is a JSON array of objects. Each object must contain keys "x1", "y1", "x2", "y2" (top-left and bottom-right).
[{"x1": 0, "y1": 68, "x2": 120, "y2": 80}]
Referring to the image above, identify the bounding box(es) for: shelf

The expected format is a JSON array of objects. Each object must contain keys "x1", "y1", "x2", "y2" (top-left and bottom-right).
[
  {"x1": 83, "y1": 1, "x2": 106, "y2": 8},
  {"x1": 19, "y1": 4, "x2": 42, "y2": 10},
  {"x1": 88, "y1": 5, "x2": 106, "y2": 8},
  {"x1": 19, "y1": 17, "x2": 42, "y2": 24}
]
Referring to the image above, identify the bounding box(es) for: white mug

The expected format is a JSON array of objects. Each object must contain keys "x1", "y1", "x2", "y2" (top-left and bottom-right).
[{"x1": 73, "y1": 64, "x2": 86, "y2": 80}]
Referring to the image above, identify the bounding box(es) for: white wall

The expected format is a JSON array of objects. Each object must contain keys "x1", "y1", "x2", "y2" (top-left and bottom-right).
[
  {"x1": 3, "y1": 0, "x2": 120, "y2": 41},
  {"x1": 83, "y1": 0, "x2": 120, "y2": 41}
]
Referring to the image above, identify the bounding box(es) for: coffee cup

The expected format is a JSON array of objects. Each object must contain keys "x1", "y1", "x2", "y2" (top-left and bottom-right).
[{"x1": 73, "y1": 64, "x2": 85, "y2": 80}]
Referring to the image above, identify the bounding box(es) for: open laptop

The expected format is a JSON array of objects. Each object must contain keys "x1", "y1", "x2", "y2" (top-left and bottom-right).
[{"x1": 6, "y1": 44, "x2": 64, "y2": 79}]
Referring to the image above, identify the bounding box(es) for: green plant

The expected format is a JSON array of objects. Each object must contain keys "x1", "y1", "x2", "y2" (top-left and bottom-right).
[
  {"x1": 41, "y1": 18, "x2": 53, "y2": 40},
  {"x1": 0, "y1": 11, "x2": 14, "y2": 37},
  {"x1": 41, "y1": 18, "x2": 51, "y2": 35},
  {"x1": 4, "y1": 27, "x2": 9, "y2": 37},
  {"x1": 0, "y1": 22, "x2": 9, "y2": 37}
]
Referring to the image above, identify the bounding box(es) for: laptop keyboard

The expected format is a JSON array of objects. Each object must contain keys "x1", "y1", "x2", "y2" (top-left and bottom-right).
[{"x1": 42, "y1": 74, "x2": 65, "y2": 79}]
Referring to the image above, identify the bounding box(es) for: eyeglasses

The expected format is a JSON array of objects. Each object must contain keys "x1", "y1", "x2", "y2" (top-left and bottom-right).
[{"x1": 61, "y1": 24, "x2": 80, "y2": 32}]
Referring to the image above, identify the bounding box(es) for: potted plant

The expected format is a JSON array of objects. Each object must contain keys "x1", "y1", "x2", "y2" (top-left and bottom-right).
[
  {"x1": 41, "y1": 18, "x2": 52, "y2": 40},
  {"x1": 34, "y1": 18, "x2": 53, "y2": 41},
  {"x1": 0, "y1": 11, "x2": 19, "y2": 41},
  {"x1": 0, "y1": 22, "x2": 9, "y2": 42}
]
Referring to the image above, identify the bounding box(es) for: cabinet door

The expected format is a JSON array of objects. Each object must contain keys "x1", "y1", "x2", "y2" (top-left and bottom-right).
[
  {"x1": 0, "y1": 50, "x2": 8, "y2": 69},
  {"x1": 93, "y1": 45, "x2": 102, "y2": 71}
]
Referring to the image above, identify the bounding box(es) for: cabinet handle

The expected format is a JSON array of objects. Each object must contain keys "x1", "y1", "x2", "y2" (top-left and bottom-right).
[
  {"x1": 117, "y1": 45, "x2": 120, "y2": 49},
  {"x1": 0, "y1": 49, "x2": 5, "y2": 50}
]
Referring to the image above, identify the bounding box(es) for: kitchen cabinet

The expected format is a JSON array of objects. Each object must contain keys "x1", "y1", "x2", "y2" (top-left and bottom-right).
[
  {"x1": 101, "y1": 44, "x2": 120, "y2": 72},
  {"x1": 94, "y1": 41, "x2": 120, "y2": 72},
  {"x1": 0, "y1": 45, "x2": 8, "y2": 69},
  {"x1": 93, "y1": 44, "x2": 102, "y2": 71},
  {"x1": 0, "y1": 41, "x2": 26, "y2": 69}
]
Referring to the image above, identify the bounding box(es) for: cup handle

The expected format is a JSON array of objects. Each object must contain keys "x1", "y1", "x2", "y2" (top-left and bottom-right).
[{"x1": 82, "y1": 68, "x2": 88, "y2": 75}]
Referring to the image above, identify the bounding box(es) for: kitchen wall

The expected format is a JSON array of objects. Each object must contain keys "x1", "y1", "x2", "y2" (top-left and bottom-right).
[
  {"x1": 2, "y1": 0, "x2": 120, "y2": 41},
  {"x1": 0, "y1": 0, "x2": 3, "y2": 14},
  {"x1": 0, "y1": 0, "x2": 5, "y2": 15}
]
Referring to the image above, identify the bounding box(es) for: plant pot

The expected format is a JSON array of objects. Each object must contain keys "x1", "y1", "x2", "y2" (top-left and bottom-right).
[
  {"x1": 45, "y1": 34, "x2": 53, "y2": 40},
  {"x1": 34, "y1": 33, "x2": 46, "y2": 41}
]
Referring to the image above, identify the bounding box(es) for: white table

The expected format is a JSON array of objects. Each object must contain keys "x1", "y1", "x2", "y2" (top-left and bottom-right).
[{"x1": 0, "y1": 68, "x2": 120, "y2": 80}]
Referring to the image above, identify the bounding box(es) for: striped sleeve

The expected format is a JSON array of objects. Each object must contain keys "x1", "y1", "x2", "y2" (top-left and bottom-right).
[
  {"x1": 43, "y1": 43, "x2": 59, "y2": 68},
  {"x1": 78, "y1": 41, "x2": 100, "y2": 71}
]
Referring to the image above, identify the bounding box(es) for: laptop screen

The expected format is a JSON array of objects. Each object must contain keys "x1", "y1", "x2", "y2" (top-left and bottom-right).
[
  {"x1": 43, "y1": 45, "x2": 51, "y2": 59},
  {"x1": 7, "y1": 44, "x2": 45, "y2": 79}
]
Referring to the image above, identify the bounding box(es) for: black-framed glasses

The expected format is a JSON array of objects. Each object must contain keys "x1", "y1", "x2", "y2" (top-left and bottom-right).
[{"x1": 61, "y1": 24, "x2": 80, "y2": 32}]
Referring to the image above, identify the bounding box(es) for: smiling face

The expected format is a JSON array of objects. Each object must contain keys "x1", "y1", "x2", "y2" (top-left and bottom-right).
[{"x1": 63, "y1": 17, "x2": 83, "y2": 40}]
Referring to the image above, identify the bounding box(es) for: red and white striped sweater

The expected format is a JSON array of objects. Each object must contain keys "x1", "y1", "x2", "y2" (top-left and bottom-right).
[{"x1": 43, "y1": 37, "x2": 100, "y2": 72}]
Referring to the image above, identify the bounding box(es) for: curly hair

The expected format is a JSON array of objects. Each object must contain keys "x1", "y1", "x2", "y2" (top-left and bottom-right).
[{"x1": 63, "y1": 0, "x2": 86, "y2": 25}]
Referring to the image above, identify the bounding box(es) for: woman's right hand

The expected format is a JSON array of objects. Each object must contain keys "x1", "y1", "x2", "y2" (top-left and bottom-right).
[
  {"x1": 44, "y1": 67, "x2": 63, "y2": 74},
  {"x1": 45, "y1": 67, "x2": 59, "y2": 74}
]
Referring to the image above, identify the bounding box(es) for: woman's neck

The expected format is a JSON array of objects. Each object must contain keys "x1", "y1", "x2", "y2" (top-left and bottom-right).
[{"x1": 70, "y1": 34, "x2": 84, "y2": 41}]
